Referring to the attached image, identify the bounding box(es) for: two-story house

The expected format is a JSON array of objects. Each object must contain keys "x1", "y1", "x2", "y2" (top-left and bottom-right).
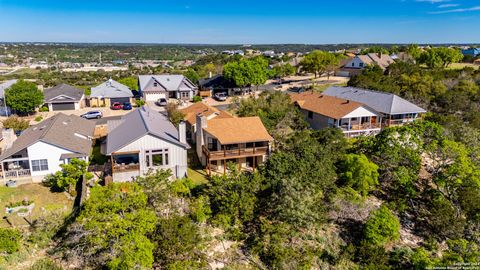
[
  {"x1": 180, "y1": 102, "x2": 234, "y2": 142},
  {"x1": 103, "y1": 106, "x2": 189, "y2": 182},
  {"x1": 0, "y1": 114, "x2": 95, "y2": 183},
  {"x1": 323, "y1": 86, "x2": 427, "y2": 127},
  {"x1": 194, "y1": 112, "x2": 273, "y2": 175},
  {"x1": 290, "y1": 92, "x2": 382, "y2": 138},
  {"x1": 138, "y1": 75, "x2": 198, "y2": 102}
]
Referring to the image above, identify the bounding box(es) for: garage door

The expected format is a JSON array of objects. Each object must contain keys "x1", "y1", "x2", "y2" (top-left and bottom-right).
[
  {"x1": 111, "y1": 97, "x2": 131, "y2": 104},
  {"x1": 52, "y1": 102, "x2": 75, "y2": 111},
  {"x1": 144, "y1": 93, "x2": 166, "y2": 101}
]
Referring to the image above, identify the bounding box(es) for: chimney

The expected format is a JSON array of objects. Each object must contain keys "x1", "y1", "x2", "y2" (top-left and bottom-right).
[
  {"x1": 377, "y1": 52, "x2": 382, "y2": 58},
  {"x1": 1, "y1": 129, "x2": 17, "y2": 152},
  {"x1": 195, "y1": 114, "x2": 208, "y2": 166},
  {"x1": 178, "y1": 121, "x2": 186, "y2": 144}
]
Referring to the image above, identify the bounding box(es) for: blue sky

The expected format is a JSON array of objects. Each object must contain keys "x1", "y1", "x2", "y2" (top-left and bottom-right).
[{"x1": 0, "y1": 0, "x2": 479, "y2": 44}]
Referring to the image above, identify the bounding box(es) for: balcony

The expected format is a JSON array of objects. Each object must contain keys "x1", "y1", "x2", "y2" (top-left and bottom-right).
[
  {"x1": 0, "y1": 169, "x2": 31, "y2": 179},
  {"x1": 203, "y1": 145, "x2": 269, "y2": 161}
]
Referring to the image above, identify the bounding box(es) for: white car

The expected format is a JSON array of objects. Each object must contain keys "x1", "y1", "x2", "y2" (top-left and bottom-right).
[
  {"x1": 214, "y1": 92, "x2": 227, "y2": 101},
  {"x1": 81, "y1": 111, "x2": 103, "y2": 119}
]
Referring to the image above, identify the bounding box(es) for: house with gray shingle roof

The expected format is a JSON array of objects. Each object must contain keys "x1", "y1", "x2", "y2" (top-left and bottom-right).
[
  {"x1": 138, "y1": 74, "x2": 197, "y2": 102},
  {"x1": 89, "y1": 79, "x2": 134, "y2": 108},
  {"x1": 44, "y1": 84, "x2": 86, "y2": 111},
  {"x1": 323, "y1": 86, "x2": 426, "y2": 127},
  {"x1": 337, "y1": 53, "x2": 395, "y2": 77},
  {"x1": 0, "y1": 113, "x2": 95, "y2": 183},
  {"x1": 102, "y1": 106, "x2": 189, "y2": 182}
]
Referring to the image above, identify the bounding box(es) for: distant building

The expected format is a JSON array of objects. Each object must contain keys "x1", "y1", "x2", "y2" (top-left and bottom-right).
[
  {"x1": 461, "y1": 48, "x2": 480, "y2": 57},
  {"x1": 138, "y1": 74, "x2": 198, "y2": 102},
  {"x1": 337, "y1": 53, "x2": 395, "y2": 77}
]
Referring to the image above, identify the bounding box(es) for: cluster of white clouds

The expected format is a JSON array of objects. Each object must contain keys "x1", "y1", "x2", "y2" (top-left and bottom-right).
[{"x1": 415, "y1": 0, "x2": 480, "y2": 14}]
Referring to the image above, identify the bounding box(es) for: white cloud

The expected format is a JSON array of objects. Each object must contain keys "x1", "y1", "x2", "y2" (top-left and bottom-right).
[
  {"x1": 429, "y1": 6, "x2": 480, "y2": 14},
  {"x1": 416, "y1": 0, "x2": 451, "y2": 3},
  {"x1": 438, "y1": 4, "x2": 459, "y2": 8}
]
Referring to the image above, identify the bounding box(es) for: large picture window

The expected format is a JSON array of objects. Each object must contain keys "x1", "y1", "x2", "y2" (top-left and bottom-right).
[
  {"x1": 145, "y1": 149, "x2": 169, "y2": 167},
  {"x1": 31, "y1": 159, "x2": 48, "y2": 172}
]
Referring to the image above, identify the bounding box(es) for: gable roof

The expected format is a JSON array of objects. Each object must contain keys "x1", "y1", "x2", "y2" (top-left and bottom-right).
[
  {"x1": 0, "y1": 80, "x2": 17, "y2": 97},
  {"x1": 44, "y1": 84, "x2": 84, "y2": 102},
  {"x1": 180, "y1": 102, "x2": 233, "y2": 126},
  {"x1": 355, "y1": 53, "x2": 394, "y2": 70},
  {"x1": 289, "y1": 92, "x2": 369, "y2": 119},
  {"x1": 90, "y1": 79, "x2": 133, "y2": 98},
  {"x1": 204, "y1": 117, "x2": 273, "y2": 145},
  {"x1": 323, "y1": 86, "x2": 427, "y2": 115},
  {"x1": 0, "y1": 113, "x2": 95, "y2": 161},
  {"x1": 105, "y1": 106, "x2": 189, "y2": 154},
  {"x1": 139, "y1": 75, "x2": 197, "y2": 92}
]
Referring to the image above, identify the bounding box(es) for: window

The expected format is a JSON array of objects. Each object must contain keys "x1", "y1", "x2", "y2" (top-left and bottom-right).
[
  {"x1": 359, "y1": 63, "x2": 364, "y2": 67},
  {"x1": 207, "y1": 138, "x2": 218, "y2": 151},
  {"x1": 308, "y1": 111, "x2": 314, "y2": 119},
  {"x1": 145, "y1": 149, "x2": 169, "y2": 167},
  {"x1": 153, "y1": 82, "x2": 158, "y2": 87},
  {"x1": 31, "y1": 159, "x2": 48, "y2": 171},
  {"x1": 352, "y1": 62, "x2": 355, "y2": 67},
  {"x1": 181, "y1": 92, "x2": 189, "y2": 98}
]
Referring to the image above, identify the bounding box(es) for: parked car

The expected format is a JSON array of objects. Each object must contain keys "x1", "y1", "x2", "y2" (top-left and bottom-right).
[
  {"x1": 111, "y1": 102, "x2": 123, "y2": 110},
  {"x1": 155, "y1": 98, "x2": 168, "y2": 106},
  {"x1": 81, "y1": 111, "x2": 103, "y2": 119},
  {"x1": 214, "y1": 92, "x2": 227, "y2": 101},
  {"x1": 122, "y1": 102, "x2": 132, "y2": 110}
]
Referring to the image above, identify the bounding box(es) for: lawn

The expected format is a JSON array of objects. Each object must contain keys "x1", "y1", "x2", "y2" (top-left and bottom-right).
[
  {"x1": 0, "y1": 184, "x2": 73, "y2": 228},
  {"x1": 187, "y1": 167, "x2": 209, "y2": 186}
]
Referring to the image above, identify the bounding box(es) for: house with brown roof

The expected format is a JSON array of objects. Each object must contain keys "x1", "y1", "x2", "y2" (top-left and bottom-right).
[
  {"x1": 338, "y1": 53, "x2": 395, "y2": 77},
  {"x1": 290, "y1": 92, "x2": 382, "y2": 138},
  {"x1": 180, "y1": 102, "x2": 233, "y2": 142},
  {"x1": 0, "y1": 114, "x2": 95, "y2": 183},
  {"x1": 190, "y1": 103, "x2": 273, "y2": 175}
]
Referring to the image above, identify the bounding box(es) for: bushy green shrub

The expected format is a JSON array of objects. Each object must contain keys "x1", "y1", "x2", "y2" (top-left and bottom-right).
[
  {"x1": 34, "y1": 115, "x2": 43, "y2": 122},
  {"x1": 364, "y1": 205, "x2": 401, "y2": 246},
  {"x1": 38, "y1": 106, "x2": 49, "y2": 112},
  {"x1": 0, "y1": 228, "x2": 22, "y2": 254},
  {"x1": 135, "y1": 99, "x2": 145, "y2": 107},
  {"x1": 192, "y1": 95, "x2": 202, "y2": 103},
  {"x1": 2, "y1": 116, "x2": 29, "y2": 131}
]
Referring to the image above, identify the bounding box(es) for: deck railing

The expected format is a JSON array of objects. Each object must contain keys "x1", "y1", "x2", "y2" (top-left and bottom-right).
[
  {"x1": 112, "y1": 163, "x2": 140, "y2": 173},
  {"x1": 0, "y1": 169, "x2": 31, "y2": 178},
  {"x1": 203, "y1": 146, "x2": 269, "y2": 160}
]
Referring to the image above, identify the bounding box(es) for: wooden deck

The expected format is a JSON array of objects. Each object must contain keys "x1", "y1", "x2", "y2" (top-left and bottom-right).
[{"x1": 202, "y1": 146, "x2": 268, "y2": 161}]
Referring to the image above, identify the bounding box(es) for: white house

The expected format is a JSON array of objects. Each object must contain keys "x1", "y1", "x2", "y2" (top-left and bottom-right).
[
  {"x1": 0, "y1": 114, "x2": 95, "y2": 183},
  {"x1": 138, "y1": 75, "x2": 198, "y2": 102},
  {"x1": 103, "y1": 106, "x2": 190, "y2": 182}
]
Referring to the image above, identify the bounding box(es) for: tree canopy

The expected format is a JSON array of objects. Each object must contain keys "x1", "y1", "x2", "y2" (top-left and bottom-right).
[{"x1": 5, "y1": 80, "x2": 44, "y2": 115}]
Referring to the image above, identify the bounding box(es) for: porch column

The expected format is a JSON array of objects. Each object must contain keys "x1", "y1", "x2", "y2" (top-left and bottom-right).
[
  {"x1": 110, "y1": 155, "x2": 114, "y2": 174},
  {"x1": 1, "y1": 162, "x2": 5, "y2": 185},
  {"x1": 348, "y1": 118, "x2": 351, "y2": 131},
  {"x1": 253, "y1": 157, "x2": 256, "y2": 172},
  {"x1": 223, "y1": 159, "x2": 226, "y2": 175},
  {"x1": 369, "y1": 116, "x2": 372, "y2": 129},
  {"x1": 238, "y1": 158, "x2": 241, "y2": 171}
]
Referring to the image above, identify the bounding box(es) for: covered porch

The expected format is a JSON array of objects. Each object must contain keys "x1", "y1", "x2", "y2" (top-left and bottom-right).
[
  {"x1": 110, "y1": 151, "x2": 140, "y2": 174},
  {"x1": 385, "y1": 113, "x2": 421, "y2": 127},
  {"x1": 0, "y1": 157, "x2": 32, "y2": 181},
  {"x1": 202, "y1": 141, "x2": 270, "y2": 176}
]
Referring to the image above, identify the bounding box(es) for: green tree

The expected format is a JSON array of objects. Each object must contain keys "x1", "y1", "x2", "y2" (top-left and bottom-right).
[
  {"x1": 5, "y1": 80, "x2": 44, "y2": 115},
  {"x1": 271, "y1": 63, "x2": 296, "y2": 79},
  {"x1": 299, "y1": 50, "x2": 340, "y2": 78},
  {"x1": 75, "y1": 183, "x2": 157, "y2": 269},
  {"x1": 339, "y1": 153, "x2": 379, "y2": 197},
  {"x1": 223, "y1": 56, "x2": 269, "y2": 88},
  {"x1": 364, "y1": 205, "x2": 401, "y2": 246},
  {"x1": 152, "y1": 216, "x2": 207, "y2": 268},
  {"x1": 166, "y1": 102, "x2": 185, "y2": 126},
  {"x1": 418, "y1": 47, "x2": 463, "y2": 68},
  {"x1": 118, "y1": 76, "x2": 138, "y2": 91},
  {"x1": 184, "y1": 68, "x2": 200, "y2": 84},
  {"x1": 45, "y1": 158, "x2": 91, "y2": 194}
]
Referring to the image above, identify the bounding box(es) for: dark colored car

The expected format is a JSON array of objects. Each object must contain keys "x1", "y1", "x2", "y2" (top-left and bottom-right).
[
  {"x1": 155, "y1": 98, "x2": 168, "y2": 106},
  {"x1": 80, "y1": 111, "x2": 103, "y2": 119},
  {"x1": 122, "y1": 102, "x2": 132, "y2": 110},
  {"x1": 111, "y1": 102, "x2": 123, "y2": 110}
]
